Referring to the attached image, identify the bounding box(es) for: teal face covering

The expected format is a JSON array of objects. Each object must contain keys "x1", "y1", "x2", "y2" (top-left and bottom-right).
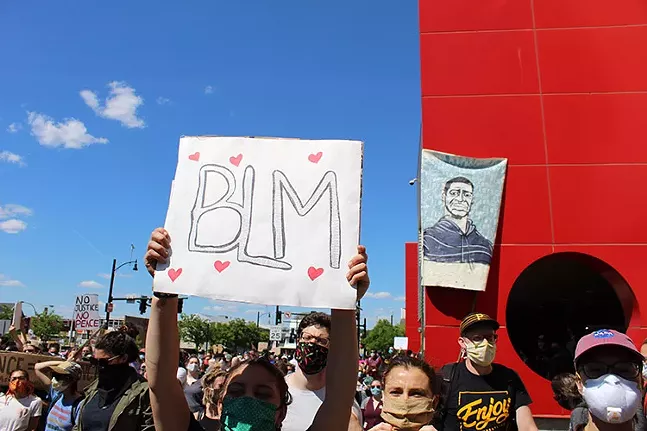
[{"x1": 221, "y1": 396, "x2": 277, "y2": 431}]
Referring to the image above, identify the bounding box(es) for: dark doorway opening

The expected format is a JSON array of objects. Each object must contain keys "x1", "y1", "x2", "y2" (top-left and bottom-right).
[{"x1": 506, "y1": 252, "x2": 633, "y2": 380}]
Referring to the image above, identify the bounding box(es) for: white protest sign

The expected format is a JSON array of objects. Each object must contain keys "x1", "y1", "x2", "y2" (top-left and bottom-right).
[
  {"x1": 393, "y1": 336, "x2": 408, "y2": 350},
  {"x1": 269, "y1": 326, "x2": 282, "y2": 342},
  {"x1": 74, "y1": 294, "x2": 101, "y2": 330},
  {"x1": 154, "y1": 136, "x2": 363, "y2": 310},
  {"x1": 11, "y1": 302, "x2": 22, "y2": 328}
]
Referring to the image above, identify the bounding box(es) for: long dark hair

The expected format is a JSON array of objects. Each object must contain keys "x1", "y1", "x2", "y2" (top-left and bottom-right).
[{"x1": 95, "y1": 324, "x2": 139, "y2": 362}]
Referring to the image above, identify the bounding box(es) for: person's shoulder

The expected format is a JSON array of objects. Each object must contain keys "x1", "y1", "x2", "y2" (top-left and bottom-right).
[{"x1": 491, "y1": 364, "x2": 523, "y2": 380}]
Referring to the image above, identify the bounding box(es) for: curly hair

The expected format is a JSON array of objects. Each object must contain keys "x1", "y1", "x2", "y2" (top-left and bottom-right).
[
  {"x1": 95, "y1": 324, "x2": 139, "y2": 362},
  {"x1": 297, "y1": 312, "x2": 331, "y2": 336},
  {"x1": 551, "y1": 373, "x2": 583, "y2": 410},
  {"x1": 202, "y1": 368, "x2": 228, "y2": 407}
]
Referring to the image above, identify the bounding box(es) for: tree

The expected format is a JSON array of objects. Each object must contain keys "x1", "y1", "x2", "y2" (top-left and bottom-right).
[
  {"x1": 178, "y1": 314, "x2": 211, "y2": 349},
  {"x1": 362, "y1": 319, "x2": 405, "y2": 353},
  {"x1": 208, "y1": 319, "x2": 269, "y2": 351},
  {"x1": 31, "y1": 309, "x2": 64, "y2": 341},
  {"x1": 0, "y1": 304, "x2": 13, "y2": 320}
]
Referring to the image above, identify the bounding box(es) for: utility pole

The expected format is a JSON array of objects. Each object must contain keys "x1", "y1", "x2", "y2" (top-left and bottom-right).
[
  {"x1": 105, "y1": 259, "x2": 117, "y2": 326},
  {"x1": 257, "y1": 311, "x2": 260, "y2": 327},
  {"x1": 390, "y1": 313, "x2": 393, "y2": 326}
]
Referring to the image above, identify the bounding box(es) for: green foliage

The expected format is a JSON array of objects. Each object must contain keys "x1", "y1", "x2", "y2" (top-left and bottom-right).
[
  {"x1": 31, "y1": 309, "x2": 64, "y2": 341},
  {"x1": 0, "y1": 304, "x2": 13, "y2": 320},
  {"x1": 178, "y1": 314, "x2": 212, "y2": 349},
  {"x1": 178, "y1": 315, "x2": 270, "y2": 351},
  {"x1": 362, "y1": 319, "x2": 405, "y2": 353}
]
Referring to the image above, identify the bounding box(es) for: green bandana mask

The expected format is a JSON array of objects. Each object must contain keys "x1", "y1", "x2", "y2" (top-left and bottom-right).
[{"x1": 221, "y1": 396, "x2": 277, "y2": 431}]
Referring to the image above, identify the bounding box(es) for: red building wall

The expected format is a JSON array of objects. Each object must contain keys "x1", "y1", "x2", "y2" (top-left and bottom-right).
[{"x1": 409, "y1": 0, "x2": 647, "y2": 417}]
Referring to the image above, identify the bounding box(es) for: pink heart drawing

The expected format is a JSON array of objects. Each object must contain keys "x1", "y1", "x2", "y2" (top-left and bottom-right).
[
  {"x1": 229, "y1": 154, "x2": 243, "y2": 167},
  {"x1": 308, "y1": 152, "x2": 323, "y2": 164},
  {"x1": 308, "y1": 266, "x2": 324, "y2": 281},
  {"x1": 168, "y1": 268, "x2": 183, "y2": 282},
  {"x1": 214, "y1": 260, "x2": 231, "y2": 273},
  {"x1": 188, "y1": 152, "x2": 200, "y2": 161}
]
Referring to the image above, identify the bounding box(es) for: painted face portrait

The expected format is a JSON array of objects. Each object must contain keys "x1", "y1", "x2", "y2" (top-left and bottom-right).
[{"x1": 444, "y1": 182, "x2": 473, "y2": 219}]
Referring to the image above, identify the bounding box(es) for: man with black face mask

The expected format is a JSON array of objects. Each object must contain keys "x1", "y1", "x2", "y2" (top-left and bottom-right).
[{"x1": 283, "y1": 312, "x2": 364, "y2": 431}]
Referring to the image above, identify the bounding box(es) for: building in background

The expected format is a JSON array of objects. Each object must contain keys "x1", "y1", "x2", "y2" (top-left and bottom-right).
[{"x1": 407, "y1": 0, "x2": 647, "y2": 419}]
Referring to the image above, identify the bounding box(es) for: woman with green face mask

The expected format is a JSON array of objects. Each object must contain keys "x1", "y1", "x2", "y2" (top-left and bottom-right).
[{"x1": 143, "y1": 227, "x2": 371, "y2": 431}]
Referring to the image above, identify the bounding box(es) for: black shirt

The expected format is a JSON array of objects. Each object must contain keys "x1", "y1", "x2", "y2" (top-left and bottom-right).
[
  {"x1": 442, "y1": 362, "x2": 532, "y2": 431},
  {"x1": 185, "y1": 380, "x2": 204, "y2": 414}
]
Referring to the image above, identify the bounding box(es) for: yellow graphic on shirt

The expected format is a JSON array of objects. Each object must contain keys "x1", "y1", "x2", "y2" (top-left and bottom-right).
[{"x1": 457, "y1": 391, "x2": 511, "y2": 431}]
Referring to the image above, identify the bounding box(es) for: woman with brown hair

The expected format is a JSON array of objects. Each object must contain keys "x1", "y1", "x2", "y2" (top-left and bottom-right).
[{"x1": 368, "y1": 355, "x2": 438, "y2": 431}]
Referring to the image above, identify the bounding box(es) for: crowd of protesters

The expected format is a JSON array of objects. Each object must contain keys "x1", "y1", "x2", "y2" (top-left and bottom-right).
[{"x1": 0, "y1": 226, "x2": 646, "y2": 431}]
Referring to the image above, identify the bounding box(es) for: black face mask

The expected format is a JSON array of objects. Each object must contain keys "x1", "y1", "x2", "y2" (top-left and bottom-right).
[
  {"x1": 97, "y1": 363, "x2": 132, "y2": 390},
  {"x1": 295, "y1": 342, "x2": 328, "y2": 375}
]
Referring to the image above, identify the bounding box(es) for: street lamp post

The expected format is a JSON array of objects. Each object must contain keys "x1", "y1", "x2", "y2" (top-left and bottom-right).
[
  {"x1": 256, "y1": 312, "x2": 272, "y2": 327},
  {"x1": 105, "y1": 258, "x2": 138, "y2": 328}
]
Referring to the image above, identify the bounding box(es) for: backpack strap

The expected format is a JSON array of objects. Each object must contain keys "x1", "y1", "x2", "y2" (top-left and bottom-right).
[
  {"x1": 71, "y1": 396, "x2": 84, "y2": 426},
  {"x1": 435, "y1": 363, "x2": 458, "y2": 430}
]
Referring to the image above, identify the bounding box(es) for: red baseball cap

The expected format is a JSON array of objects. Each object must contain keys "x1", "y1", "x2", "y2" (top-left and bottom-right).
[{"x1": 574, "y1": 329, "x2": 642, "y2": 365}]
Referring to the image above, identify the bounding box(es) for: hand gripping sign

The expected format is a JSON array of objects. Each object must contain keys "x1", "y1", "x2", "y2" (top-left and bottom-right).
[{"x1": 154, "y1": 136, "x2": 364, "y2": 310}]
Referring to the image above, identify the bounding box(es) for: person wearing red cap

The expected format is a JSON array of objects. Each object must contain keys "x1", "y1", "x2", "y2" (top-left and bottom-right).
[
  {"x1": 435, "y1": 313, "x2": 538, "y2": 431},
  {"x1": 573, "y1": 329, "x2": 644, "y2": 431}
]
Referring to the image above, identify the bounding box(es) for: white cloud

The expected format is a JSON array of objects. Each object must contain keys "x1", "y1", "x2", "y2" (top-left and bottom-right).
[
  {"x1": 0, "y1": 273, "x2": 25, "y2": 287},
  {"x1": 394, "y1": 296, "x2": 406, "y2": 301},
  {"x1": 78, "y1": 280, "x2": 104, "y2": 289},
  {"x1": 6, "y1": 123, "x2": 22, "y2": 133},
  {"x1": 204, "y1": 85, "x2": 214, "y2": 94},
  {"x1": 27, "y1": 112, "x2": 108, "y2": 149},
  {"x1": 156, "y1": 97, "x2": 171, "y2": 105},
  {"x1": 0, "y1": 151, "x2": 26, "y2": 166},
  {"x1": 97, "y1": 273, "x2": 110, "y2": 279},
  {"x1": 0, "y1": 219, "x2": 27, "y2": 234},
  {"x1": 0, "y1": 204, "x2": 32, "y2": 219},
  {"x1": 365, "y1": 291, "x2": 392, "y2": 299},
  {"x1": 81, "y1": 81, "x2": 145, "y2": 128}
]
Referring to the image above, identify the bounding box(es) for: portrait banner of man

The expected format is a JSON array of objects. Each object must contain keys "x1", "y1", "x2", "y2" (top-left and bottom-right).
[{"x1": 419, "y1": 150, "x2": 507, "y2": 291}]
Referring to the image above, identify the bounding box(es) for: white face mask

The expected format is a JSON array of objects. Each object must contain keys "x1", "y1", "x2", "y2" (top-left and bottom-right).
[
  {"x1": 51, "y1": 377, "x2": 69, "y2": 392},
  {"x1": 187, "y1": 363, "x2": 199, "y2": 373},
  {"x1": 465, "y1": 339, "x2": 496, "y2": 367},
  {"x1": 582, "y1": 373, "x2": 641, "y2": 424}
]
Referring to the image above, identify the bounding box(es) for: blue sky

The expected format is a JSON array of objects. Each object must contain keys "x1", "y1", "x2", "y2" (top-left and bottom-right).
[{"x1": 0, "y1": 0, "x2": 420, "y2": 328}]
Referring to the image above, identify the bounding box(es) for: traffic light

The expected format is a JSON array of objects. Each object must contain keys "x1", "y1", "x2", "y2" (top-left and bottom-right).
[
  {"x1": 177, "y1": 298, "x2": 184, "y2": 314},
  {"x1": 288, "y1": 329, "x2": 296, "y2": 344},
  {"x1": 138, "y1": 299, "x2": 147, "y2": 315},
  {"x1": 275, "y1": 305, "x2": 281, "y2": 324}
]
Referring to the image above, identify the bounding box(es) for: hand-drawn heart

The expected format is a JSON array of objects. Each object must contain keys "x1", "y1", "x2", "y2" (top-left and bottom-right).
[
  {"x1": 229, "y1": 154, "x2": 243, "y2": 167},
  {"x1": 188, "y1": 152, "x2": 200, "y2": 161},
  {"x1": 214, "y1": 260, "x2": 231, "y2": 273},
  {"x1": 308, "y1": 266, "x2": 324, "y2": 281},
  {"x1": 168, "y1": 268, "x2": 183, "y2": 282},
  {"x1": 308, "y1": 152, "x2": 323, "y2": 164}
]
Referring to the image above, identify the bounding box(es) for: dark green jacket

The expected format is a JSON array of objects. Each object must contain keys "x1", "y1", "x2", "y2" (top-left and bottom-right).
[{"x1": 73, "y1": 376, "x2": 154, "y2": 431}]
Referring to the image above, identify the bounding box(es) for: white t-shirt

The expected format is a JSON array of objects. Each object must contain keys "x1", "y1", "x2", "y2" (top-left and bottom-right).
[
  {"x1": 283, "y1": 386, "x2": 362, "y2": 431},
  {"x1": 0, "y1": 393, "x2": 42, "y2": 431}
]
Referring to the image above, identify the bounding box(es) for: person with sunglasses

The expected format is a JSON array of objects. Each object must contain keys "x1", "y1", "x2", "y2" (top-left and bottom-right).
[
  {"x1": 573, "y1": 329, "x2": 644, "y2": 431},
  {"x1": 435, "y1": 313, "x2": 538, "y2": 431},
  {"x1": 0, "y1": 370, "x2": 42, "y2": 431},
  {"x1": 74, "y1": 325, "x2": 154, "y2": 431},
  {"x1": 361, "y1": 378, "x2": 383, "y2": 430}
]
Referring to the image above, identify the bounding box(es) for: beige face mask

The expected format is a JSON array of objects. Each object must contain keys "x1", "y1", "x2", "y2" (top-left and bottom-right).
[{"x1": 380, "y1": 395, "x2": 435, "y2": 430}]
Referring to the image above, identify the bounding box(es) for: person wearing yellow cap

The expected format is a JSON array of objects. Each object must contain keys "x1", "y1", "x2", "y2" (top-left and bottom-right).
[
  {"x1": 434, "y1": 313, "x2": 538, "y2": 431},
  {"x1": 34, "y1": 360, "x2": 84, "y2": 431}
]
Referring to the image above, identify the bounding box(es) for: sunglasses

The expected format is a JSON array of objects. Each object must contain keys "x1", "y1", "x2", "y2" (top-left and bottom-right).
[
  {"x1": 578, "y1": 361, "x2": 641, "y2": 380},
  {"x1": 466, "y1": 334, "x2": 498, "y2": 343},
  {"x1": 10, "y1": 376, "x2": 26, "y2": 382},
  {"x1": 89, "y1": 355, "x2": 121, "y2": 368}
]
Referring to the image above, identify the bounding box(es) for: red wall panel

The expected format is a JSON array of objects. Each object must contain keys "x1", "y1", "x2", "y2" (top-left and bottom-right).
[
  {"x1": 420, "y1": 31, "x2": 539, "y2": 96},
  {"x1": 533, "y1": 0, "x2": 647, "y2": 29},
  {"x1": 544, "y1": 94, "x2": 647, "y2": 164},
  {"x1": 419, "y1": 0, "x2": 533, "y2": 33},
  {"x1": 422, "y1": 96, "x2": 545, "y2": 165}
]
